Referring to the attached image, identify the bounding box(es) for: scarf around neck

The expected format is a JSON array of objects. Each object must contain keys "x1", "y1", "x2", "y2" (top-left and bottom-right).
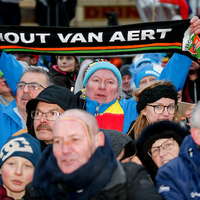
[{"x1": 32, "y1": 133, "x2": 118, "y2": 200}]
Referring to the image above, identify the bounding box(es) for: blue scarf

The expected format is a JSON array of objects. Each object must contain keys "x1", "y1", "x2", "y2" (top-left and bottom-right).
[{"x1": 32, "y1": 134, "x2": 118, "y2": 200}]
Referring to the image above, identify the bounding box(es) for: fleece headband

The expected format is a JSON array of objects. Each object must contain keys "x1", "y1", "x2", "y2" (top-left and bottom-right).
[
  {"x1": 83, "y1": 59, "x2": 122, "y2": 87},
  {"x1": 136, "y1": 85, "x2": 177, "y2": 113}
]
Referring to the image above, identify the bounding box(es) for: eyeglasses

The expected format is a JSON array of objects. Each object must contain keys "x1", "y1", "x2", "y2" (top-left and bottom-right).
[
  {"x1": 148, "y1": 139, "x2": 175, "y2": 158},
  {"x1": 16, "y1": 82, "x2": 45, "y2": 91},
  {"x1": 147, "y1": 104, "x2": 177, "y2": 115},
  {"x1": 31, "y1": 111, "x2": 60, "y2": 121}
]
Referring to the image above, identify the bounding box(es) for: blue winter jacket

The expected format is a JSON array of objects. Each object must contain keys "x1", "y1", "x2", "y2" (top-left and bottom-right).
[
  {"x1": 156, "y1": 135, "x2": 200, "y2": 200},
  {"x1": 0, "y1": 100, "x2": 24, "y2": 149}
]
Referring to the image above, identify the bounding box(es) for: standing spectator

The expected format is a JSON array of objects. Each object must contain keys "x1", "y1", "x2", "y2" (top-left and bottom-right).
[
  {"x1": 0, "y1": 133, "x2": 41, "y2": 199},
  {"x1": 24, "y1": 84, "x2": 77, "y2": 151},
  {"x1": 120, "y1": 64, "x2": 133, "y2": 99},
  {"x1": 182, "y1": 60, "x2": 200, "y2": 103},
  {"x1": 15, "y1": 54, "x2": 39, "y2": 66},
  {"x1": 0, "y1": 66, "x2": 54, "y2": 150},
  {"x1": 24, "y1": 109, "x2": 163, "y2": 200},
  {"x1": 127, "y1": 80, "x2": 182, "y2": 139},
  {"x1": 49, "y1": 55, "x2": 78, "y2": 92},
  {"x1": 156, "y1": 101, "x2": 200, "y2": 200},
  {"x1": 0, "y1": 70, "x2": 15, "y2": 106},
  {"x1": 135, "y1": 120, "x2": 189, "y2": 183}
]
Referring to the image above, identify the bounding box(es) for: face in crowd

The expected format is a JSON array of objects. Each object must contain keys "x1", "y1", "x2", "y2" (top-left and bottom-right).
[
  {"x1": 0, "y1": 76, "x2": 12, "y2": 95},
  {"x1": 16, "y1": 72, "x2": 47, "y2": 117},
  {"x1": 84, "y1": 69, "x2": 119, "y2": 105},
  {"x1": 33, "y1": 102, "x2": 64, "y2": 145},
  {"x1": 139, "y1": 75, "x2": 157, "y2": 88},
  {"x1": 148, "y1": 138, "x2": 180, "y2": 168},
  {"x1": 52, "y1": 109, "x2": 105, "y2": 174},
  {"x1": 141, "y1": 98, "x2": 176, "y2": 123},
  {"x1": 122, "y1": 74, "x2": 131, "y2": 92},
  {"x1": 16, "y1": 54, "x2": 38, "y2": 66},
  {"x1": 0, "y1": 156, "x2": 34, "y2": 199},
  {"x1": 57, "y1": 56, "x2": 78, "y2": 73}
]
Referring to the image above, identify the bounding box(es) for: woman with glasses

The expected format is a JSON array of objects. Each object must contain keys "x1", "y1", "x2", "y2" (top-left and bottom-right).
[
  {"x1": 135, "y1": 120, "x2": 189, "y2": 184},
  {"x1": 127, "y1": 80, "x2": 182, "y2": 140}
]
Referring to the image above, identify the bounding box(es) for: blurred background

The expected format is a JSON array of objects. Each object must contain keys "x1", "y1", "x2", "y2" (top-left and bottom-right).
[{"x1": 17, "y1": 0, "x2": 197, "y2": 27}]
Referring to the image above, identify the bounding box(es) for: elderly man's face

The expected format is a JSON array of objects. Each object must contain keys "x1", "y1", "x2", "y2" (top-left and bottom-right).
[
  {"x1": 53, "y1": 118, "x2": 96, "y2": 174},
  {"x1": 84, "y1": 69, "x2": 119, "y2": 105},
  {"x1": 16, "y1": 72, "x2": 47, "y2": 115}
]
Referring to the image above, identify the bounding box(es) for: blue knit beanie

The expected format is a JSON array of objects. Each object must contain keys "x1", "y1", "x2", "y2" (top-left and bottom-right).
[
  {"x1": 0, "y1": 133, "x2": 41, "y2": 167},
  {"x1": 83, "y1": 59, "x2": 122, "y2": 87},
  {"x1": 131, "y1": 63, "x2": 163, "y2": 88}
]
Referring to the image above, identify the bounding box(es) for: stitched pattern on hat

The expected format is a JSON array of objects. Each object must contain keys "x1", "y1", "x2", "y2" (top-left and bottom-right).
[{"x1": 1, "y1": 137, "x2": 33, "y2": 162}]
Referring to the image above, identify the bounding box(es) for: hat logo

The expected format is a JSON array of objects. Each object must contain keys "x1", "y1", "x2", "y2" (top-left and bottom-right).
[{"x1": 0, "y1": 137, "x2": 33, "y2": 162}]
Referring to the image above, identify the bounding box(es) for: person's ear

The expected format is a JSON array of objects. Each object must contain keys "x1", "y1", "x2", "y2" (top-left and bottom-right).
[
  {"x1": 191, "y1": 127, "x2": 200, "y2": 146},
  {"x1": 141, "y1": 108, "x2": 147, "y2": 116},
  {"x1": 96, "y1": 131, "x2": 105, "y2": 147}
]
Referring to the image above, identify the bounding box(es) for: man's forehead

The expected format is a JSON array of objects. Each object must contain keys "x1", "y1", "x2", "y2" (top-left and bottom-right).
[
  {"x1": 91, "y1": 69, "x2": 117, "y2": 77},
  {"x1": 54, "y1": 118, "x2": 89, "y2": 135},
  {"x1": 20, "y1": 72, "x2": 46, "y2": 83}
]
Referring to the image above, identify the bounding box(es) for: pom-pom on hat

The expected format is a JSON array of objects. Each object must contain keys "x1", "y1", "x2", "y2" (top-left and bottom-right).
[
  {"x1": 0, "y1": 133, "x2": 41, "y2": 168},
  {"x1": 83, "y1": 59, "x2": 122, "y2": 87}
]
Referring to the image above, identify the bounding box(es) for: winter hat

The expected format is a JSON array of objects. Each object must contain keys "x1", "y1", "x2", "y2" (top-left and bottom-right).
[
  {"x1": 83, "y1": 59, "x2": 122, "y2": 87},
  {"x1": 135, "y1": 120, "x2": 190, "y2": 170},
  {"x1": 101, "y1": 129, "x2": 136, "y2": 160},
  {"x1": 26, "y1": 84, "x2": 77, "y2": 113},
  {"x1": 120, "y1": 64, "x2": 131, "y2": 77},
  {"x1": 0, "y1": 133, "x2": 41, "y2": 167},
  {"x1": 133, "y1": 53, "x2": 164, "y2": 69},
  {"x1": 130, "y1": 63, "x2": 163, "y2": 88},
  {"x1": 0, "y1": 70, "x2": 3, "y2": 77},
  {"x1": 136, "y1": 84, "x2": 177, "y2": 113}
]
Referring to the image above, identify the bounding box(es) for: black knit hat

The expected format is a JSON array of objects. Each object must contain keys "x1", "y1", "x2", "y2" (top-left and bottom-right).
[
  {"x1": 101, "y1": 129, "x2": 136, "y2": 160},
  {"x1": 120, "y1": 64, "x2": 131, "y2": 77},
  {"x1": 135, "y1": 121, "x2": 189, "y2": 170},
  {"x1": 136, "y1": 85, "x2": 177, "y2": 113}
]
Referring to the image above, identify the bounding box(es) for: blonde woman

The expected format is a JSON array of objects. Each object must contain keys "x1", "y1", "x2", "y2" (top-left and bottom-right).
[{"x1": 127, "y1": 80, "x2": 182, "y2": 140}]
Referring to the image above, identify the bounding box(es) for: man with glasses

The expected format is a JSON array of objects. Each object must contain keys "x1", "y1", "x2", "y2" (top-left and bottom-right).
[
  {"x1": 0, "y1": 66, "x2": 54, "y2": 150},
  {"x1": 25, "y1": 84, "x2": 77, "y2": 151},
  {"x1": 156, "y1": 101, "x2": 200, "y2": 200}
]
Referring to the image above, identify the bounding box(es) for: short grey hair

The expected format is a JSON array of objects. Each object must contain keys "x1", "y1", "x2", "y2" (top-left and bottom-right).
[
  {"x1": 190, "y1": 101, "x2": 200, "y2": 128},
  {"x1": 20, "y1": 66, "x2": 54, "y2": 87}
]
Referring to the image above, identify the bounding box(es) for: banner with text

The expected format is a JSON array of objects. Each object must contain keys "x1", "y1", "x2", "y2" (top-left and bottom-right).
[{"x1": 0, "y1": 19, "x2": 199, "y2": 61}]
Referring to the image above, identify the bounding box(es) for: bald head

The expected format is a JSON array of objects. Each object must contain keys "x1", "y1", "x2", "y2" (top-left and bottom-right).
[
  {"x1": 54, "y1": 109, "x2": 99, "y2": 137},
  {"x1": 52, "y1": 109, "x2": 105, "y2": 174}
]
